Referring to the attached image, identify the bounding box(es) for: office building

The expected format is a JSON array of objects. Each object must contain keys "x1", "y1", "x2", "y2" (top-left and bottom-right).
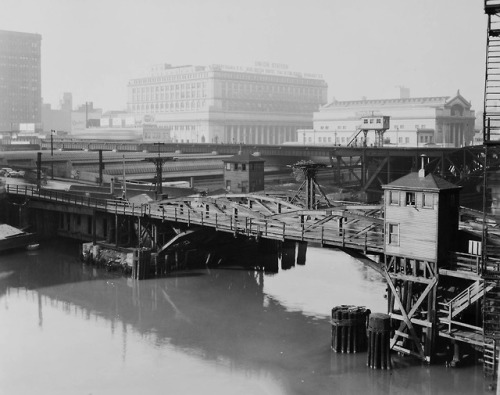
[
  {"x1": 0, "y1": 30, "x2": 42, "y2": 133},
  {"x1": 127, "y1": 62, "x2": 328, "y2": 144}
]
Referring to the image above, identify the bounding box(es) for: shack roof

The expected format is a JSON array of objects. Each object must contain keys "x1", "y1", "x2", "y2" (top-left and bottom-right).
[
  {"x1": 381, "y1": 172, "x2": 460, "y2": 192},
  {"x1": 222, "y1": 152, "x2": 265, "y2": 163}
]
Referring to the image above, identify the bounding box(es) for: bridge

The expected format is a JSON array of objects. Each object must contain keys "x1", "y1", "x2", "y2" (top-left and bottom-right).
[
  {"x1": 4, "y1": 184, "x2": 384, "y2": 255},
  {"x1": 4, "y1": 142, "x2": 500, "y2": 204},
  {"x1": 3, "y1": 176, "x2": 500, "y2": 374}
]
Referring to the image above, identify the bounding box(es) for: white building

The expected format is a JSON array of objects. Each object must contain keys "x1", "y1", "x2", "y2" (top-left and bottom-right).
[
  {"x1": 300, "y1": 91, "x2": 476, "y2": 148},
  {"x1": 127, "y1": 62, "x2": 328, "y2": 145}
]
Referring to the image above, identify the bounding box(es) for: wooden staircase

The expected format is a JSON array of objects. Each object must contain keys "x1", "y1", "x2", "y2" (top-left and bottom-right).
[{"x1": 438, "y1": 280, "x2": 494, "y2": 321}]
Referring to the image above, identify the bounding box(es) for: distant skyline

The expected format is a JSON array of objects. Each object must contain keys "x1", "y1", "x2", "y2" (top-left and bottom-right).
[{"x1": 0, "y1": 0, "x2": 487, "y2": 112}]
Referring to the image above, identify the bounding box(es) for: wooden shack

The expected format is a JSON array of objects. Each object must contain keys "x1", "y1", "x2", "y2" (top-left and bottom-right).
[
  {"x1": 222, "y1": 153, "x2": 265, "y2": 193},
  {"x1": 382, "y1": 168, "x2": 461, "y2": 264}
]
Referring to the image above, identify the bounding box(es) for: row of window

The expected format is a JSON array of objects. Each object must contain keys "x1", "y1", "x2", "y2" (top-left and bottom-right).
[
  {"x1": 225, "y1": 163, "x2": 261, "y2": 171},
  {"x1": 389, "y1": 191, "x2": 434, "y2": 208},
  {"x1": 318, "y1": 124, "x2": 430, "y2": 131},
  {"x1": 220, "y1": 82, "x2": 322, "y2": 98},
  {"x1": 129, "y1": 72, "x2": 209, "y2": 85},
  {"x1": 129, "y1": 100, "x2": 206, "y2": 113},
  {"x1": 133, "y1": 90, "x2": 207, "y2": 101},
  {"x1": 216, "y1": 70, "x2": 326, "y2": 87}
]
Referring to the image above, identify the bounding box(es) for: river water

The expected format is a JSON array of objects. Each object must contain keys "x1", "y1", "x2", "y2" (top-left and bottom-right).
[{"x1": 0, "y1": 240, "x2": 491, "y2": 394}]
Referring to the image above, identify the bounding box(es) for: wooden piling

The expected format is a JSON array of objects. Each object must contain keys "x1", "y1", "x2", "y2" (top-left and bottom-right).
[
  {"x1": 296, "y1": 241, "x2": 307, "y2": 265},
  {"x1": 367, "y1": 313, "x2": 391, "y2": 369},
  {"x1": 132, "y1": 248, "x2": 152, "y2": 280},
  {"x1": 331, "y1": 305, "x2": 370, "y2": 353}
]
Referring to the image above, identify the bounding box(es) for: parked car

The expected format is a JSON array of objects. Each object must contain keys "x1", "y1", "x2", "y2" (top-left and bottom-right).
[
  {"x1": 0, "y1": 168, "x2": 13, "y2": 176},
  {"x1": 6, "y1": 170, "x2": 22, "y2": 178}
]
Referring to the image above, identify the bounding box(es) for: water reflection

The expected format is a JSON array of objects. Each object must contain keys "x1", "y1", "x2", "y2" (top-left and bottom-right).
[{"x1": 0, "y1": 241, "x2": 489, "y2": 394}]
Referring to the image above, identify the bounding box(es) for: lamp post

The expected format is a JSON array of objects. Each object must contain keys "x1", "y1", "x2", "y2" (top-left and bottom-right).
[{"x1": 50, "y1": 129, "x2": 55, "y2": 179}]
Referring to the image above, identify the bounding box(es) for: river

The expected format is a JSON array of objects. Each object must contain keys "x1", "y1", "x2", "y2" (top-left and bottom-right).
[{"x1": 0, "y1": 239, "x2": 491, "y2": 394}]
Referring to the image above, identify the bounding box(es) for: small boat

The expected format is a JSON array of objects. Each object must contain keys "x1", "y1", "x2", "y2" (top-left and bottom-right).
[
  {"x1": 0, "y1": 224, "x2": 35, "y2": 252},
  {"x1": 26, "y1": 243, "x2": 40, "y2": 251}
]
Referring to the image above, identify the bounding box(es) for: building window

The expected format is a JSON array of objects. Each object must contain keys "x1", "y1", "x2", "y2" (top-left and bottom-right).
[
  {"x1": 387, "y1": 223, "x2": 400, "y2": 245},
  {"x1": 423, "y1": 193, "x2": 433, "y2": 208},
  {"x1": 405, "y1": 192, "x2": 416, "y2": 206},
  {"x1": 225, "y1": 180, "x2": 231, "y2": 190},
  {"x1": 390, "y1": 191, "x2": 399, "y2": 205},
  {"x1": 234, "y1": 163, "x2": 239, "y2": 170},
  {"x1": 242, "y1": 164, "x2": 246, "y2": 171},
  {"x1": 225, "y1": 163, "x2": 231, "y2": 170}
]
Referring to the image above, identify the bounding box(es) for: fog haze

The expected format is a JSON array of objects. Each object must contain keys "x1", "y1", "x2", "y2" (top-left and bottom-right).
[{"x1": 0, "y1": 0, "x2": 486, "y2": 111}]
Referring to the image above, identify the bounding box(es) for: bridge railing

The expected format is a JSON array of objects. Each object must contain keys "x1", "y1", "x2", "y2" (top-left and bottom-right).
[{"x1": 6, "y1": 184, "x2": 385, "y2": 253}]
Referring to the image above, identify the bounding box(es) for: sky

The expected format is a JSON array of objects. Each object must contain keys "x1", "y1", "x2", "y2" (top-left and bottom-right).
[{"x1": 0, "y1": 0, "x2": 487, "y2": 113}]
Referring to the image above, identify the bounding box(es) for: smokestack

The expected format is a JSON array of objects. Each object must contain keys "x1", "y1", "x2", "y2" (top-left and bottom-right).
[{"x1": 419, "y1": 154, "x2": 427, "y2": 178}]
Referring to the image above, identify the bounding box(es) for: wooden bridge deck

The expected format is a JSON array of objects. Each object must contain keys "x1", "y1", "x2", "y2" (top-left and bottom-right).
[{"x1": 5, "y1": 184, "x2": 385, "y2": 255}]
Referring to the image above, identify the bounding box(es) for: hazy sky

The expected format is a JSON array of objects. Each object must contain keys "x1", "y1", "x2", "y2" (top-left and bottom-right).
[{"x1": 0, "y1": 0, "x2": 487, "y2": 112}]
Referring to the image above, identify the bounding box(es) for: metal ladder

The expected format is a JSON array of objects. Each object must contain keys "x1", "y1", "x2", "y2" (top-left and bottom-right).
[
  {"x1": 484, "y1": 1, "x2": 500, "y2": 141},
  {"x1": 484, "y1": 338, "x2": 498, "y2": 377}
]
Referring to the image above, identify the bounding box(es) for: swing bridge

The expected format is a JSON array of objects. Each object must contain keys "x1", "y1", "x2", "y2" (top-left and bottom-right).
[{"x1": 3, "y1": 169, "x2": 500, "y2": 374}]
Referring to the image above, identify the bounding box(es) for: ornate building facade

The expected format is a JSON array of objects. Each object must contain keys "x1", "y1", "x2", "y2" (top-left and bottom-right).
[
  {"x1": 301, "y1": 91, "x2": 476, "y2": 148},
  {"x1": 127, "y1": 62, "x2": 328, "y2": 144}
]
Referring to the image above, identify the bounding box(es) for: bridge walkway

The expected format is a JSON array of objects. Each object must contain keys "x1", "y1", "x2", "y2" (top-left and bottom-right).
[{"x1": 5, "y1": 184, "x2": 385, "y2": 255}]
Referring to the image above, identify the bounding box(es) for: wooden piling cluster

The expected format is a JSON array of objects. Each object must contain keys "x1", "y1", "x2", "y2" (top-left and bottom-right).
[
  {"x1": 367, "y1": 313, "x2": 391, "y2": 369},
  {"x1": 331, "y1": 305, "x2": 370, "y2": 353}
]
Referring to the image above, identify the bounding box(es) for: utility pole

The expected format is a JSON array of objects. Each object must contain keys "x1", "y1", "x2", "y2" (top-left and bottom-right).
[
  {"x1": 122, "y1": 154, "x2": 127, "y2": 198},
  {"x1": 146, "y1": 142, "x2": 169, "y2": 200},
  {"x1": 50, "y1": 130, "x2": 55, "y2": 179},
  {"x1": 98, "y1": 150, "x2": 105, "y2": 186},
  {"x1": 36, "y1": 152, "x2": 42, "y2": 190}
]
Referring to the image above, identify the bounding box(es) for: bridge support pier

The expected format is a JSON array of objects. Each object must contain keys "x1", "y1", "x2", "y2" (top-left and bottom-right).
[{"x1": 384, "y1": 255, "x2": 438, "y2": 363}]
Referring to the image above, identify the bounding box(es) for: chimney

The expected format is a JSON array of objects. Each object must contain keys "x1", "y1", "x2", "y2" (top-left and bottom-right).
[
  {"x1": 399, "y1": 86, "x2": 410, "y2": 99},
  {"x1": 418, "y1": 154, "x2": 427, "y2": 178}
]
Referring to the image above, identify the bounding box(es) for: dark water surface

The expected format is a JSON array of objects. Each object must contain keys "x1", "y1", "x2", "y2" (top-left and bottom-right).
[{"x1": 0, "y1": 240, "x2": 490, "y2": 394}]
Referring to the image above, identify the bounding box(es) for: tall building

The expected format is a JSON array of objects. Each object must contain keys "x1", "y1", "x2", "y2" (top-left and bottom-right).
[
  {"x1": 127, "y1": 62, "x2": 328, "y2": 144},
  {"x1": 0, "y1": 30, "x2": 42, "y2": 133},
  {"x1": 301, "y1": 90, "x2": 476, "y2": 148}
]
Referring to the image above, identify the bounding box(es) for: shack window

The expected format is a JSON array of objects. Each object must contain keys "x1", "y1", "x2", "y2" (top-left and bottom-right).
[
  {"x1": 390, "y1": 191, "x2": 399, "y2": 205},
  {"x1": 423, "y1": 193, "x2": 433, "y2": 208},
  {"x1": 387, "y1": 223, "x2": 399, "y2": 245},
  {"x1": 405, "y1": 192, "x2": 416, "y2": 206}
]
